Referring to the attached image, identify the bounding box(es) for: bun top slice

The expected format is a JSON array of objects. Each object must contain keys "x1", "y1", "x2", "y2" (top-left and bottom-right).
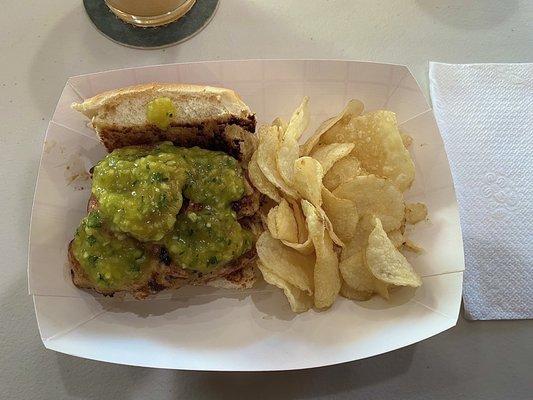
[{"x1": 72, "y1": 83, "x2": 256, "y2": 155}]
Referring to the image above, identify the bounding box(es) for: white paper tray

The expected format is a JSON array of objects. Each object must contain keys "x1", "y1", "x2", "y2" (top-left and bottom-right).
[{"x1": 28, "y1": 60, "x2": 464, "y2": 371}]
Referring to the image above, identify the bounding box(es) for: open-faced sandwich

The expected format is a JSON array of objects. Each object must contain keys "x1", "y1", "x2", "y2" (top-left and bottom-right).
[
  {"x1": 68, "y1": 83, "x2": 426, "y2": 312},
  {"x1": 69, "y1": 83, "x2": 261, "y2": 299}
]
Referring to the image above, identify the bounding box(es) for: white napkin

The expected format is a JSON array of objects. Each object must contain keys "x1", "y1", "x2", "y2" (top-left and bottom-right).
[{"x1": 429, "y1": 63, "x2": 532, "y2": 320}]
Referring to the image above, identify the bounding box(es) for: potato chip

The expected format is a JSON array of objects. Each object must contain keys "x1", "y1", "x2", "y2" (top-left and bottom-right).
[
  {"x1": 248, "y1": 151, "x2": 282, "y2": 202},
  {"x1": 320, "y1": 111, "x2": 415, "y2": 191},
  {"x1": 275, "y1": 98, "x2": 309, "y2": 185},
  {"x1": 283, "y1": 96, "x2": 310, "y2": 141},
  {"x1": 310, "y1": 143, "x2": 355, "y2": 174},
  {"x1": 277, "y1": 136, "x2": 300, "y2": 184},
  {"x1": 280, "y1": 200, "x2": 315, "y2": 255},
  {"x1": 266, "y1": 199, "x2": 298, "y2": 243},
  {"x1": 341, "y1": 239, "x2": 362, "y2": 262},
  {"x1": 322, "y1": 188, "x2": 358, "y2": 243},
  {"x1": 320, "y1": 210, "x2": 345, "y2": 247},
  {"x1": 256, "y1": 232, "x2": 314, "y2": 294},
  {"x1": 258, "y1": 262, "x2": 313, "y2": 313},
  {"x1": 266, "y1": 205, "x2": 282, "y2": 237},
  {"x1": 401, "y1": 132, "x2": 413, "y2": 148},
  {"x1": 405, "y1": 202, "x2": 428, "y2": 224},
  {"x1": 256, "y1": 126, "x2": 298, "y2": 198},
  {"x1": 366, "y1": 218, "x2": 422, "y2": 287},
  {"x1": 387, "y1": 229, "x2": 404, "y2": 249},
  {"x1": 302, "y1": 117, "x2": 334, "y2": 154},
  {"x1": 323, "y1": 155, "x2": 367, "y2": 191},
  {"x1": 340, "y1": 282, "x2": 373, "y2": 301},
  {"x1": 250, "y1": 99, "x2": 427, "y2": 311},
  {"x1": 289, "y1": 198, "x2": 308, "y2": 243},
  {"x1": 340, "y1": 216, "x2": 417, "y2": 296},
  {"x1": 333, "y1": 175, "x2": 405, "y2": 232},
  {"x1": 339, "y1": 251, "x2": 375, "y2": 293},
  {"x1": 281, "y1": 237, "x2": 314, "y2": 255},
  {"x1": 302, "y1": 201, "x2": 340, "y2": 309},
  {"x1": 340, "y1": 215, "x2": 374, "y2": 261},
  {"x1": 293, "y1": 157, "x2": 324, "y2": 208},
  {"x1": 403, "y1": 239, "x2": 423, "y2": 253},
  {"x1": 338, "y1": 217, "x2": 391, "y2": 299},
  {"x1": 272, "y1": 117, "x2": 288, "y2": 132},
  {"x1": 374, "y1": 280, "x2": 390, "y2": 300},
  {"x1": 301, "y1": 99, "x2": 364, "y2": 155}
]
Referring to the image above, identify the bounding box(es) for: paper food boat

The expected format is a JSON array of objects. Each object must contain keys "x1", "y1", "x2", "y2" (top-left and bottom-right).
[{"x1": 29, "y1": 60, "x2": 464, "y2": 371}]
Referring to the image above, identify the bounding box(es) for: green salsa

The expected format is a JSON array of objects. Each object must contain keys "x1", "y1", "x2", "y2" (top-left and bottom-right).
[
  {"x1": 92, "y1": 146, "x2": 187, "y2": 242},
  {"x1": 146, "y1": 97, "x2": 176, "y2": 130},
  {"x1": 71, "y1": 211, "x2": 153, "y2": 291},
  {"x1": 161, "y1": 206, "x2": 253, "y2": 273},
  {"x1": 175, "y1": 146, "x2": 245, "y2": 207},
  {"x1": 73, "y1": 142, "x2": 252, "y2": 282}
]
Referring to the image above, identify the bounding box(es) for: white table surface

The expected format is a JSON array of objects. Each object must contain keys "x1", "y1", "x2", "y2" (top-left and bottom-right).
[{"x1": 1, "y1": 1, "x2": 532, "y2": 399}]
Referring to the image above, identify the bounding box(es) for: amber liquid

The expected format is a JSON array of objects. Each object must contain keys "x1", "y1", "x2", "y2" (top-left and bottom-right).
[
  {"x1": 105, "y1": 0, "x2": 196, "y2": 26},
  {"x1": 106, "y1": 0, "x2": 187, "y2": 16}
]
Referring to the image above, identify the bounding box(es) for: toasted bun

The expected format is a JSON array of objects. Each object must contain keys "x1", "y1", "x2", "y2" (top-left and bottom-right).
[{"x1": 72, "y1": 83, "x2": 256, "y2": 153}]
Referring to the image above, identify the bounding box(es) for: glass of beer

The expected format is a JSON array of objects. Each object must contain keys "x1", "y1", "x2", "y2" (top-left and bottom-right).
[{"x1": 105, "y1": 0, "x2": 197, "y2": 27}]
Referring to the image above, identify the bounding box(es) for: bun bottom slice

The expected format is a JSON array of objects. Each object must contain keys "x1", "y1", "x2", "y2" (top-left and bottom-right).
[{"x1": 69, "y1": 83, "x2": 261, "y2": 299}]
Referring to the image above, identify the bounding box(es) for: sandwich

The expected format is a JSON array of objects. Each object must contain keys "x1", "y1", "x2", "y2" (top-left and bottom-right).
[{"x1": 69, "y1": 83, "x2": 261, "y2": 299}]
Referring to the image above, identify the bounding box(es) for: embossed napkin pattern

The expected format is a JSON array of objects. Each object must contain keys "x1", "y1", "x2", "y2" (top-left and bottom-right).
[{"x1": 429, "y1": 63, "x2": 532, "y2": 320}]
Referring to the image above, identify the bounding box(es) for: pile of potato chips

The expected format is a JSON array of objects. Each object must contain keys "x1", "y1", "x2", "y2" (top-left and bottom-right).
[{"x1": 249, "y1": 98, "x2": 428, "y2": 312}]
